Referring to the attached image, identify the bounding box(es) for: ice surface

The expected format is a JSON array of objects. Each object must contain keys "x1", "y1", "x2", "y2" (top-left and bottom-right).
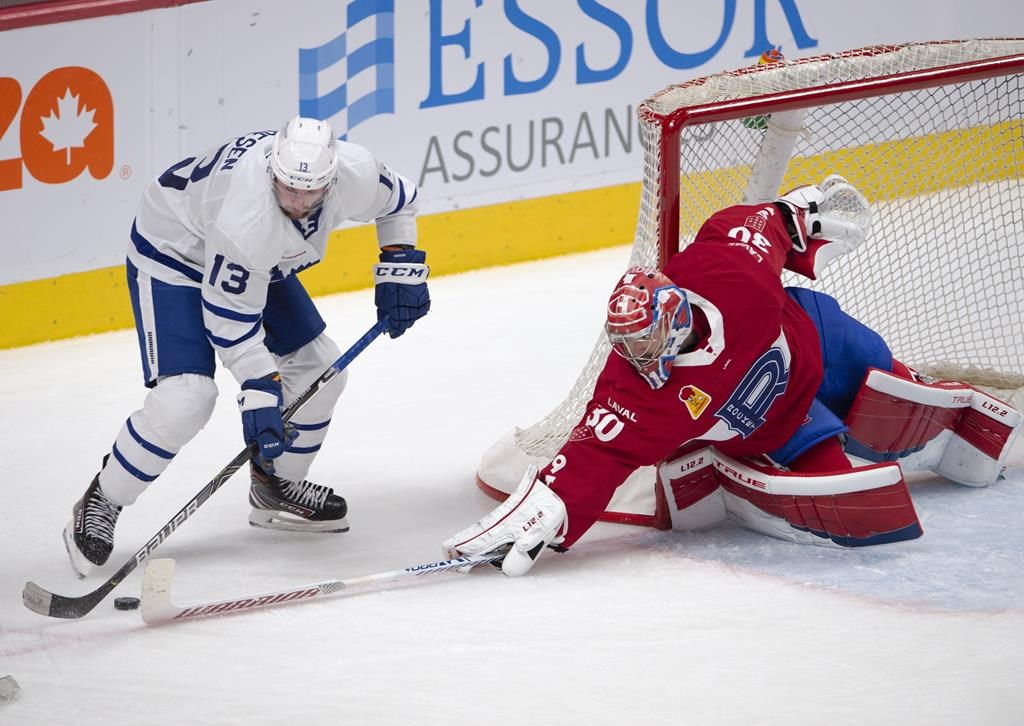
[{"x1": 1, "y1": 247, "x2": 1022, "y2": 725}]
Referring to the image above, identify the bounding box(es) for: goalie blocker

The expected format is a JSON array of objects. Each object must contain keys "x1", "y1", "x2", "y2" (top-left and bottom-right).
[{"x1": 657, "y1": 368, "x2": 1022, "y2": 546}]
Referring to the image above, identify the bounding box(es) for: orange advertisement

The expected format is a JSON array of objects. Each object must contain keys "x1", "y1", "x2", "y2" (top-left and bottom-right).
[{"x1": 1, "y1": 66, "x2": 114, "y2": 191}]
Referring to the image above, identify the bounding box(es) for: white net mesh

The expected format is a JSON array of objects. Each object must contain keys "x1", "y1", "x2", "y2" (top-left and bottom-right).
[{"x1": 513, "y1": 38, "x2": 1024, "y2": 461}]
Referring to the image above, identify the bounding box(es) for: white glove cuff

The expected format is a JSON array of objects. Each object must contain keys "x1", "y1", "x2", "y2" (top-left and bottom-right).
[{"x1": 236, "y1": 389, "x2": 280, "y2": 413}]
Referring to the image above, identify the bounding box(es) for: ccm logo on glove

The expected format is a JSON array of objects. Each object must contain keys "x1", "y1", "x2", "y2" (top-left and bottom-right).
[
  {"x1": 374, "y1": 264, "x2": 428, "y2": 279},
  {"x1": 374, "y1": 248, "x2": 431, "y2": 338}
]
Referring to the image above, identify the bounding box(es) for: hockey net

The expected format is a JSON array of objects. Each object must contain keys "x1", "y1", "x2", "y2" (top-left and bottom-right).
[{"x1": 479, "y1": 38, "x2": 1024, "y2": 520}]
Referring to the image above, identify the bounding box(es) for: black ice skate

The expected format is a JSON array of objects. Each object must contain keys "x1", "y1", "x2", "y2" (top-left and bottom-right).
[
  {"x1": 248, "y1": 463, "x2": 349, "y2": 533},
  {"x1": 62, "y1": 471, "x2": 122, "y2": 579}
]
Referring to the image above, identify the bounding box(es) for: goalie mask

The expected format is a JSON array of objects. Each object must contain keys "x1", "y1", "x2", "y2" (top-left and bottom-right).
[
  {"x1": 269, "y1": 116, "x2": 339, "y2": 219},
  {"x1": 606, "y1": 267, "x2": 693, "y2": 389}
]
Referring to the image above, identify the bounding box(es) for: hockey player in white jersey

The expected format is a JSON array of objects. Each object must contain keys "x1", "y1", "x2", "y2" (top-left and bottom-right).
[{"x1": 63, "y1": 116, "x2": 430, "y2": 578}]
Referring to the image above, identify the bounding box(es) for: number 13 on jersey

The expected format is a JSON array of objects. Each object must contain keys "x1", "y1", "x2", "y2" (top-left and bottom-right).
[{"x1": 208, "y1": 254, "x2": 250, "y2": 295}]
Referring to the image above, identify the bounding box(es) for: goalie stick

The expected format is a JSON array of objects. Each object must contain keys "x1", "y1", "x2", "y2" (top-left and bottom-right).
[
  {"x1": 140, "y1": 553, "x2": 504, "y2": 624},
  {"x1": 22, "y1": 319, "x2": 388, "y2": 620}
]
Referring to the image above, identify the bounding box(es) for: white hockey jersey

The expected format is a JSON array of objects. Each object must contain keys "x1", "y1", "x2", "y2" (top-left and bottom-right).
[{"x1": 129, "y1": 129, "x2": 418, "y2": 383}]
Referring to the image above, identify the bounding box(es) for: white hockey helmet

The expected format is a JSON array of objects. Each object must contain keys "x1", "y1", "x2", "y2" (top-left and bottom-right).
[{"x1": 269, "y1": 116, "x2": 338, "y2": 191}]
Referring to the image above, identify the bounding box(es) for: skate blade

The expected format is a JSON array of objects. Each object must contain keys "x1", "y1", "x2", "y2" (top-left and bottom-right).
[
  {"x1": 248, "y1": 509, "x2": 350, "y2": 534},
  {"x1": 61, "y1": 521, "x2": 92, "y2": 580}
]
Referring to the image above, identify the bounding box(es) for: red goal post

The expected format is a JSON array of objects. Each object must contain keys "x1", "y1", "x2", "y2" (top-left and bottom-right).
[{"x1": 478, "y1": 38, "x2": 1024, "y2": 525}]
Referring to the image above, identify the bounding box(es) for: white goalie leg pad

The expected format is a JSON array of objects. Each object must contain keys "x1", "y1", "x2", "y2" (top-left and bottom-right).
[
  {"x1": 100, "y1": 374, "x2": 218, "y2": 505},
  {"x1": 656, "y1": 448, "x2": 727, "y2": 532},
  {"x1": 443, "y1": 465, "x2": 567, "y2": 577},
  {"x1": 273, "y1": 334, "x2": 348, "y2": 483},
  {"x1": 936, "y1": 390, "x2": 1023, "y2": 487}
]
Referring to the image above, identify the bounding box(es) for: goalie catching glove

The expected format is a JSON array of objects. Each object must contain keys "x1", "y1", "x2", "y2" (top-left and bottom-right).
[
  {"x1": 443, "y1": 465, "x2": 568, "y2": 576},
  {"x1": 774, "y1": 174, "x2": 872, "y2": 279},
  {"x1": 374, "y1": 248, "x2": 430, "y2": 338}
]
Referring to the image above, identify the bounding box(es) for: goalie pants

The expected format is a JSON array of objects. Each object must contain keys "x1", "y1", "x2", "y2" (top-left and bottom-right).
[
  {"x1": 768, "y1": 288, "x2": 895, "y2": 467},
  {"x1": 98, "y1": 264, "x2": 347, "y2": 506}
]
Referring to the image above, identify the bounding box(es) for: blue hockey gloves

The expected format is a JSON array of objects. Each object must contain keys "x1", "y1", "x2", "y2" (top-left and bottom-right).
[
  {"x1": 238, "y1": 374, "x2": 288, "y2": 466},
  {"x1": 374, "y1": 248, "x2": 430, "y2": 338}
]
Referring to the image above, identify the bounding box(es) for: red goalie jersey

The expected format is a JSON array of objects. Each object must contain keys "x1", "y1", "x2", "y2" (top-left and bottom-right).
[{"x1": 545, "y1": 203, "x2": 825, "y2": 548}]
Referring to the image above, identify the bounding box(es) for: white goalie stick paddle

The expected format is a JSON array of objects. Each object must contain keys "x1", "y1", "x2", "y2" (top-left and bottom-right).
[{"x1": 140, "y1": 552, "x2": 504, "y2": 624}]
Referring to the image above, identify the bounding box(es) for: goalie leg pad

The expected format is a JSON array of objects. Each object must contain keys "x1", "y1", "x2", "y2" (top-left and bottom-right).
[
  {"x1": 844, "y1": 369, "x2": 969, "y2": 465},
  {"x1": 658, "y1": 449, "x2": 921, "y2": 547},
  {"x1": 936, "y1": 390, "x2": 1023, "y2": 487},
  {"x1": 844, "y1": 369, "x2": 1022, "y2": 486},
  {"x1": 656, "y1": 448, "x2": 727, "y2": 532}
]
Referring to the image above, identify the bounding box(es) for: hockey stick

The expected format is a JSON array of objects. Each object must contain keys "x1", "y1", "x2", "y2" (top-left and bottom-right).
[
  {"x1": 140, "y1": 553, "x2": 503, "y2": 624},
  {"x1": 23, "y1": 319, "x2": 389, "y2": 620}
]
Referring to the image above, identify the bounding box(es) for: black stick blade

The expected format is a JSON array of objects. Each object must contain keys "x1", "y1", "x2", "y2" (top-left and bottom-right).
[{"x1": 23, "y1": 580, "x2": 106, "y2": 619}]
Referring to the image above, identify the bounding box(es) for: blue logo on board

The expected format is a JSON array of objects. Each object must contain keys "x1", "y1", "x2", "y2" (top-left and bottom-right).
[{"x1": 299, "y1": 0, "x2": 395, "y2": 138}]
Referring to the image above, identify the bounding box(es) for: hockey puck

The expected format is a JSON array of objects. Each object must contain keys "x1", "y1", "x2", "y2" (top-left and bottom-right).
[
  {"x1": 114, "y1": 597, "x2": 141, "y2": 611},
  {"x1": 0, "y1": 675, "x2": 21, "y2": 704}
]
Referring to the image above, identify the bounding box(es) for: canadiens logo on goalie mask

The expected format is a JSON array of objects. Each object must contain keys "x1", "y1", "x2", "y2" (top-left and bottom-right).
[{"x1": 606, "y1": 267, "x2": 693, "y2": 389}]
